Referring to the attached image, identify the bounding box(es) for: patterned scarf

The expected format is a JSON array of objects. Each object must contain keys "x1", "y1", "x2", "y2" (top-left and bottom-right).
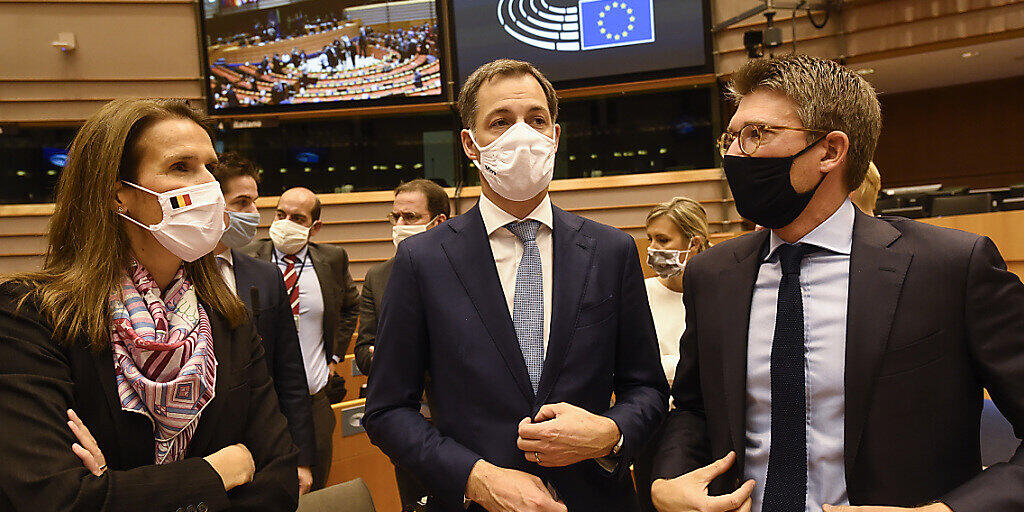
[{"x1": 108, "y1": 260, "x2": 217, "y2": 464}]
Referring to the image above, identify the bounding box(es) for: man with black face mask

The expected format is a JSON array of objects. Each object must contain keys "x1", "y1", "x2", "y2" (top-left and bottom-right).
[{"x1": 650, "y1": 54, "x2": 1024, "y2": 512}]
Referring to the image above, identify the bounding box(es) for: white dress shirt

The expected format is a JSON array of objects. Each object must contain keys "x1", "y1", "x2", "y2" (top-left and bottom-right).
[
  {"x1": 274, "y1": 245, "x2": 329, "y2": 395},
  {"x1": 644, "y1": 277, "x2": 684, "y2": 385},
  {"x1": 744, "y1": 199, "x2": 855, "y2": 512},
  {"x1": 215, "y1": 250, "x2": 237, "y2": 294},
  {"x1": 478, "y1": 193, "x2": 554, "y2": 357}
]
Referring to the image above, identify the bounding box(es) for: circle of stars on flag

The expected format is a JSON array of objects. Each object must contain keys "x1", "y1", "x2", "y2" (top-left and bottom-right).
[{"x1": 597, "y1": 1, "x2": 638, "y2": 41}]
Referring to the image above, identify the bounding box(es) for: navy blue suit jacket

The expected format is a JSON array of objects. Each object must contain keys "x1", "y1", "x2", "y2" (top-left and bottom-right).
[
  {"x1": 363, "y1": 204, "x2": 669, "y2": 511},
  {"x1": 231, "y1": 249, "x2": 317, "y2": 467}
]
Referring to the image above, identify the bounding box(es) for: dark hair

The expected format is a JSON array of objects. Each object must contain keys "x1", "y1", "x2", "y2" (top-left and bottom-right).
[
  {"x1": 395, "y1": 179, "x2": 450, "y2": 219},
  {"x1": 211, "y1": 152, "x2": 261, "y2": 194},
  {"x1": 310, "y1": 197, "x2": 322, "y2": 222},
  {"x1": 457, "y1": 59, "x2": 558, "y2": 130}
]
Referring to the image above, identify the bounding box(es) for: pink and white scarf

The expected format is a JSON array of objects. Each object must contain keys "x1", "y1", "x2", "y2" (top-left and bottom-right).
[{"x1": 109, "y1": 260, "x2": 217, "y2": 464}]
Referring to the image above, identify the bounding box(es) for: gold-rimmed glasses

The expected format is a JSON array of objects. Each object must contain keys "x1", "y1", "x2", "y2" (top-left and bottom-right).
[{"x1": 718, "y1": 123, "x2": 828, "y2": 158}]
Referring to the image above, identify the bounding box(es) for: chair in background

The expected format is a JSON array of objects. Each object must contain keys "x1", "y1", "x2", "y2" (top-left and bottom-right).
[{"x1": 298, "y1": 478, "x2": 377, "y2": 512}]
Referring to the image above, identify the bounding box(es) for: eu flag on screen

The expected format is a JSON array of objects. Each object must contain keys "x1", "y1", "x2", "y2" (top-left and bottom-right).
[{"x1": 579, "y1": 0, "x2": 655, "y2": 50}]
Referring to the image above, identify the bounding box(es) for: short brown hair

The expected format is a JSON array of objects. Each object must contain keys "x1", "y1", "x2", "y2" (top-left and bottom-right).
[
  {"x1": 212, "y1": 151, "x2": 261, "y2": 193},
  {"x1": 728, "y1": 55, "x2": 882, "y2": 192},
  {"x1": 645, "y1": 197, "x2": 711, "y2": 251},
  {"x1": 395, "y1": 179, "x2": 451, "y2": 219},
  {"x1": 457, "y1": 59, "x2": 559, "y2": 129}
]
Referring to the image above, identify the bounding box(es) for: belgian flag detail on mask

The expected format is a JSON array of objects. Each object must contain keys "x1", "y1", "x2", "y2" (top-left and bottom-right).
[{"x1": 169, "y1": 194, "x2": 192, "y2": 209}]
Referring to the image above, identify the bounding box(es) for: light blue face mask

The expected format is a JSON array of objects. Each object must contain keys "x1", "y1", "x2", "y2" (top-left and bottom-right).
[{"x1": 221, "y1": 210, "x2": 261, "y2": 249}]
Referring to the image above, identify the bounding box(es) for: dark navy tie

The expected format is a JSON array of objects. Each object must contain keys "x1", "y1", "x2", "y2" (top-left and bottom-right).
[{"x1": 762, "y1": 243, "x2": 817, "y2": 512}]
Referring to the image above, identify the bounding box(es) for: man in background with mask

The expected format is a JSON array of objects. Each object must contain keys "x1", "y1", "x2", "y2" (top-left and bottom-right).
[
  {"x1": 246, "y1": 186, "x2": 359, "y2": 491},
  {"x1": 354, "y1": 178, "x2": 449, "y2": 512},
  {"x1": 211, "y1": 152, "x2": 316, "y2": 496},
  {"x1": 363, "y1": 59, "x2": 668, "y2": 512},
  {"x1": 651, "y1": 54, "x2": 1024, "y2": 512}
]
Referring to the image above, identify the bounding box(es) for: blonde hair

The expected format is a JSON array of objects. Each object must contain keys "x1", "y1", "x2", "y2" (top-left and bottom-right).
[
  {"x1": 850, "y1": 161, "x2": 881, "y2": 214},
  {"x1": 457, "y1": 59, "x2": 558, "y2": 129},
  {"x1": 729, "y1": 55, "x2": 882, "y2": 192},
  {"x1": 645, "y1": 197, "x2": 711, "y2": 251},
  {"x1": 7, "y1": 98, "x2": 246, "y2": 349}
]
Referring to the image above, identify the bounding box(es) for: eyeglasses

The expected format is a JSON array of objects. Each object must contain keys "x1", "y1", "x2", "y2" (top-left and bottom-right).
[
  {"x1": 387, "y1": 211, "x2": 425, "y2": 225},
  {"x1": 717, "y1": 123, "x2": 828, "y2": 158}
]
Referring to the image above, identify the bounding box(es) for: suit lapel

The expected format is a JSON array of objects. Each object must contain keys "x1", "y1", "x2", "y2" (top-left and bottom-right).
[
  {"x1": 230, "y1": 249, "x2": 256, "y2": 310},
  {"x1": 186, "y1": 308, "x2": 232, "y2": 458},
  {"x1": 87, "y1": 346, "x2": 131, "y2": 462},
  {"x1": 717, "y1": 230, "x2": 768, "y2": 472},
  {"x1": 535, "y1": 207, "x2": 594, "y2": 407},
  {"x1": 441, "y1": 205, "x2": 535, "y2": 403},
  {"x1": 843, "y1": 211, "x2": 911, "y2": 478}
]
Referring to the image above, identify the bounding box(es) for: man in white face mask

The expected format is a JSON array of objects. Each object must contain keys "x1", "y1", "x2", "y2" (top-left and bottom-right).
[
  {"x1": 210, "y1": 153, "x2": 316, "y2": 496},
  {"x1": 244, "y1": 186, "x2": 359, "y2": 492},
  {"x1": 363, "y1": 59, "x2": 668, "y2": 512},
  {"x1": 354, "y1": 178, "x2": 449, "y2": 511}
]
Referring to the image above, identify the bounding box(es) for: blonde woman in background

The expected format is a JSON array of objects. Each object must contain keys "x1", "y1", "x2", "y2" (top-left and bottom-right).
[
  {"x1": 850, "y1": 161, "x2": 881, "y2": 214},
  {"x1": 635, "y1": 197, "x2": 711, "y2": 512},
  {"x1": 643, "y1": 197, "x2": 710, "y2": 385}
]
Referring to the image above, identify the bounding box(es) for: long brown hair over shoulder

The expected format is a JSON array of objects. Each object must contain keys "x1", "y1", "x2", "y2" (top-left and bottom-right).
[{"x1": 8, "y1": 98, "x2": 246, "y2": 350}]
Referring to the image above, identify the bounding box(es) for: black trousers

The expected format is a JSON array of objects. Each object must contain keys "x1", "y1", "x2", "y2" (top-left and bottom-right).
[{"x1": 310, "y1": 389, "x2": 336, "y2": 491}]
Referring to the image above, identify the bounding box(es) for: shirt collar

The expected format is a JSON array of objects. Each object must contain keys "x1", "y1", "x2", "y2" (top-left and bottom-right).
[
  {"x1": 767, "y1": 199, "x2": 855, "y2": 261},
  {"x1": 274, "y1": 244, "x2": 309, "y2": 262},
  {"x1": 216, "y1": 249, "x2": 234, "y2": 267},
  {"x1": 478, "y1": 192, "x2": 554, "y2": 236}
]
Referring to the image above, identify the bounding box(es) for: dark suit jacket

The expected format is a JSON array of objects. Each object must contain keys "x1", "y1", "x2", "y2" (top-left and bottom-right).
[
  {"x1": 231, "y1": 249, "x2": 316, "y2": 467},
  {"x1": 653, "y1": 210, "x2": 1024, "y2": 511},
  {"x1": 363, "y1": 204, "x2": 669, "y2": 511},
  {"x1": 246, "y1": 240, "x2": 360, "y2": 364},
  {"x1": 0, "y1": 281, "x2": 298, "y2": 512},
  {"x1": 353, "y1": 258, "x2": 393, "y2": 376}
]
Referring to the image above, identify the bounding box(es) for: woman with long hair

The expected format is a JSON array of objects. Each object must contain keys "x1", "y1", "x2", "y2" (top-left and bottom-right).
[{"x1": 0, "y1": 99, "x2": 298, "y2": 511}]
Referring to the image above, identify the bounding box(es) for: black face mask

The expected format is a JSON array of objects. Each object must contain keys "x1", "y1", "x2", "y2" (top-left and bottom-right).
[{"x1": 722, "y1": 136, "x2": 827, "y2": 229}]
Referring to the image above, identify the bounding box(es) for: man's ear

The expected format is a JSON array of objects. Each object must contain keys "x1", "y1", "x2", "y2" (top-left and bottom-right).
[
  {"x1": 553, "y1": 123, "x2": 561, "y2": 153},
  {"x1": 820, "y1": 130, "x2": 850, "y2": 176},
  {"x1": 309, "y1": 219, "x2": 323, "y2": 238},
  {"x1": 460, "y1": 129, "x2": 479, "y2": 161}
]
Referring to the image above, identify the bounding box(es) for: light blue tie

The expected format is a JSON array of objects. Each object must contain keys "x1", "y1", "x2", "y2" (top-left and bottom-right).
[{"x1": 506, "y1": 219, "x2": 544, "y2": 392}]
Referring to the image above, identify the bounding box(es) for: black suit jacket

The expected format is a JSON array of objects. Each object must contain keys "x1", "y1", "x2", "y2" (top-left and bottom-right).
[
  {"x1": 653, "y1": 210, "x2": 1024, "y2": 511},
  {"x1": 353, "y1": 258, "x2": 393, "y2": 376},
  {"x1": 230, "y1": 249, "x2": 316, "y2": 467},
  {"x1": 246, "y1": 240, "x2": 360, "y2": 364},
  {"x1": 363, "y1": 205, "x2": 669, "y2": 511},
  {"x1": 0, "y1": 281, "x2": 298, "y2": 512}
]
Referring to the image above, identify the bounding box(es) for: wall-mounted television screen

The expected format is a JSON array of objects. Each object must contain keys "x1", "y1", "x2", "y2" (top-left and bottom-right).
[
  {"x1": 450, "y1": 0, "x2": 709, "y2": 87},
  {"x1": 200, "y1": 0, "x2": 445, "y2": 114}
]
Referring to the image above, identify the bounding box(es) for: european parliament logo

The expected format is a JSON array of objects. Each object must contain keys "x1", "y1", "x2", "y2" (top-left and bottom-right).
[{"x1": 496, "y1": 0, "x2": 655, "y2": 52}]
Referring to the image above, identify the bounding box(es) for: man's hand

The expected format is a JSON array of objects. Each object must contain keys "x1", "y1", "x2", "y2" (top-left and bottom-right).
[
  {"x1": 68, "y1": 409, "x2": 107, "y2": 476},
  {"x1": 297, "y1": 466, "x2": 313, "y2": 495},
  {"x1": 650, "y1": 451, "x2": 755, "y2": 512},
  {"x1": 516, "y1": 402, "x2": 620, "y2": 467},
  {"x1": 823, "y1": 504, "x2": 953, "y2": 512},
  {"x1": 465, "y1": 460, "x2": 566, "y2": 512}
]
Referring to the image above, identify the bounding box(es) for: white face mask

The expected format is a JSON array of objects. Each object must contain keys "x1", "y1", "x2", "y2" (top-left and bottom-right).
[
  {"x1": 119, "y1": 180, "x2": 226, "y2": 262},
  {"x1": 646, "y1": 247, "x2": 692, "y2": 279},
  {"x1": 269, "y1": 218, "x2": 311, "y2": 255},
  {"x1": 468, "y1": 122, "x2": 556, "y2": 202},
  {"x1": 221, "y1": 210, "x2": 260, "y2": 249},
  {"x1": 392, "y1": 216, "x2": 437, "y2": 248}
]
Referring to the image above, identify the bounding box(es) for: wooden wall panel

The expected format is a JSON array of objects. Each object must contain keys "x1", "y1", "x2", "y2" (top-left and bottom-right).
[
  {"x1": 0, "y1": 1, "x2": 203, "y2": 122},
  {"x1": 873, "y1": 75, "x2": 1024, "y2": 189}
]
